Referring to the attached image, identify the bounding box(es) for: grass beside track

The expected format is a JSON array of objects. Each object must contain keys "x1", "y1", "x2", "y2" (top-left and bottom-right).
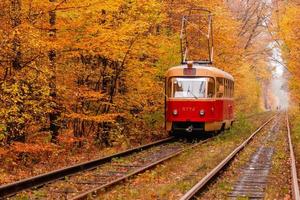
[{"x1": 290, "y1": 110, "x2": 300, "y2": 189}]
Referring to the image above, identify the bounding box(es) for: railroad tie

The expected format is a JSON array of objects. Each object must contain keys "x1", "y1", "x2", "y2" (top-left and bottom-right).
[{"x1": 228, "y1": 147, "x2": 274, "y2": 200}]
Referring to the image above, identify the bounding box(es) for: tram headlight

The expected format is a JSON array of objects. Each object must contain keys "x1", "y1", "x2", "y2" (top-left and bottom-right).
[
  {"x1": 199, "y1": 109, "x2": 205, "y2": 116},
  {"x1": 173, "y1": 109, "x2": 178, "y2": 116}
]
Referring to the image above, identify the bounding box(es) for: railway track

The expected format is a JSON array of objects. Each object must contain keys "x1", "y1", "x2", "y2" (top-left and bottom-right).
[
  {"x1": 1, "y1": 135, "x2": 210, "y2": 199},
  {"x1": 0, "y1": 136, "x2": 175, "y2": 198},
  {"x1": 180, "y1": 113, "x2": 300, "y2": 200}
]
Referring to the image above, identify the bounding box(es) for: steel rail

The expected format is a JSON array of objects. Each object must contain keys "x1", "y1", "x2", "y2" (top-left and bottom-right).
[
  {"x1": 286, "y1": 114, "x2": 300, "y2": 200},
  {"x1": 0, "y1": 136, "x2": 175, "y2": 198},
  {"x1": 179, "y1": 115, "x2": 276, "y2": 200},
  {"x1": 71, "y1": 138, "x2": 211, "y2": 200}
]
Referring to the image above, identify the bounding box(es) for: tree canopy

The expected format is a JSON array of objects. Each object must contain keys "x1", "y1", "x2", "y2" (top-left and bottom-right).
[{"x1": 0, "y1": 0, "x2": 291, "y2": 148}]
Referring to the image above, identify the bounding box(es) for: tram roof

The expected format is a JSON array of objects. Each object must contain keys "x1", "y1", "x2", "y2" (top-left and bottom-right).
[{"x1": 165, "y1": 64, "x2": 234, "y2": 81}]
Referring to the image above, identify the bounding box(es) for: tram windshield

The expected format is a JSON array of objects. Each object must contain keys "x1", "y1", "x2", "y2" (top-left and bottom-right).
[{"x1": 170, "y1": 77, "x2": 215, "y2": 99}]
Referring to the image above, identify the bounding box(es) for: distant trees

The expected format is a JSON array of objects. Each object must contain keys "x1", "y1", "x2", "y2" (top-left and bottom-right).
[
  {"x1": 227, "y1": 0, "x2": 279, "y2": 110},
  {"x1": 278, "y1": 0, "x2": 300, "y2": 104}
]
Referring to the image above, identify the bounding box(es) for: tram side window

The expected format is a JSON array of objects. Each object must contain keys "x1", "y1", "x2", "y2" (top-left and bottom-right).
[
  {"x1": 167, "y1": 78, "x2": 172, "y2": 97},
  {"x1": 216, "y1": 77, "x2": 224, "y2": 98},
  {"x1": 227, "y1": 80, "x2": 229, "y2": 98},
  {"x1": 225, "y1": 79, "x2": 233, "y2": 98},
  {"x1": 207, "y1": 79, "x2": 215, "y2": 98},
  {"x1": 228, "y1": 80, "x2": 234, "y2": 98},
  {"x1": 232, "y1": 82, "x2": 234, "y2": 97},
  {"x1": 230, "y1": 81, "x2": 233, "y2": 97},
  {"x1": 223, "y1": 79, "x2": 226, "y2": 98},
  {"x1": 228, "y1": 80, "x2": 231, "y2": 98},
  {"x1": 225, "y1": 79, "x2": 228, "y2": 97}
]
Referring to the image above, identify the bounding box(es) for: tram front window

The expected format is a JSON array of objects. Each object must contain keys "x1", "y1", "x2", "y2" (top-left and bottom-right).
[{"x1": 171, "y1": 77, "x2": 215, "y2": 99}]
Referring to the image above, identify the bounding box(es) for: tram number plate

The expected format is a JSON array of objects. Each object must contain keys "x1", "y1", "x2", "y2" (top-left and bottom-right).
[{"x1": 182, "y1": 107, "x2": 196, "y2": 112}]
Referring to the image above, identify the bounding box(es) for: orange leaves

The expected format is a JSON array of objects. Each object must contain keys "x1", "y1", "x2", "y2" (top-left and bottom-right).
[
  {"x1": 0, "y1": 147, "x2": 8, "y2": 156},
  {"x1": 57, "y1": 130, "x2": 84, "y2": 144},
  {"x1": 6, "y1": 141, "x2": 56, "y2": 164},
  {"x1": 66, "y1": 113, "x2": 123, "y2": 123},
  {"x1": 76, "y1": 86, "x2": 106, "y2": 101},
  {"x1": 11, "y1": 142, "x2": 54, "y2": 154}
]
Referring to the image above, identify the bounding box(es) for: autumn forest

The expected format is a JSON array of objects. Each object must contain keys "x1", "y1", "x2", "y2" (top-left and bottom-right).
[{"x1": 0, "y1": 0, "x2": 299, "y2": 194}]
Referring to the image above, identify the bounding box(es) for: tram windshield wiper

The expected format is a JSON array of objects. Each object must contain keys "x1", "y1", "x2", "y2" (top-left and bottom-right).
[{"x1": 187, "y1": 85, "x2": 198, "y2": 99}]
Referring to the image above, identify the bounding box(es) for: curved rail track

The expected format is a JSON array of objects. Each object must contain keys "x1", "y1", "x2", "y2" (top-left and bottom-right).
[
  {"x1": 180, "y1": 113, "x2": 300, "y2": 200},
  {"x1": 71, "y1": 138, "x2": 209, "y2": 200},
  {"x1": 1, "y1": 136, "x2": 211, "y2": 199}
]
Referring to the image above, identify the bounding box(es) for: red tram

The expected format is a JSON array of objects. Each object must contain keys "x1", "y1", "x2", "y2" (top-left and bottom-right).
[
  {"x1": 165, "y1": 62, "x2": 234, "y2": 134},
  {"x1": 165, "y1": 8, "x2": 234, "y2": 134}
]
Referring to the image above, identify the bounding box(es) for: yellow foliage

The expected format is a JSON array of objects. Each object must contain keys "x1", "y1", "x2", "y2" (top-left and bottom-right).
[
  {"x1": 0, "y1": 0, "x2": 267, "y2": 144},
  {"x1": 12, "y1": 142, "x2": 54, "y2": 154},
  {"x1": 66, "y1": 113, "x2": 123, "y2": 123},
  {"x1": 278, "y1": 1, "x2": 300, "y2": 104},
  {"x1": 77, "y1": 87, "x2": 106, "y2": 101}
]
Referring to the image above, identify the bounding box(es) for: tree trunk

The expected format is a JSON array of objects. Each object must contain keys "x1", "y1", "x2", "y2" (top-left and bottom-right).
[
  {"x1": 49, "y1": 0, "x2": 60, "y2": 143},
  {"x1": 11, "y1": 0, "x2": 22, "y2": 70}
]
